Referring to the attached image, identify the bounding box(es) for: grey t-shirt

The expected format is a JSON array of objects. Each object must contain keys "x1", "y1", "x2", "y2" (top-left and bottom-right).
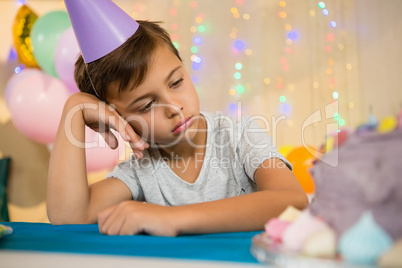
[{"x1": 106, "y1": 111, "x2": 292, "y2": 206}]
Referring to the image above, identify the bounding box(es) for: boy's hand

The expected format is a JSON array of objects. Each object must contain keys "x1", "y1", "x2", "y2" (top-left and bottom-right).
[
  {"x1": 66, "y1": 92, "x2": 148, "y2": 158},
  {"x1": 97, "y1": 201, "x2": 179, "y2": 236}
]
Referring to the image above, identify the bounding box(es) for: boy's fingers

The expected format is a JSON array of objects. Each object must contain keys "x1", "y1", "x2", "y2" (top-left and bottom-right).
[
  {"x1": 109, "y1": 110, "x2": 149, "y2": 149},
  {"x1": 99, "y1": 131, "x2": 118, "y2": 149},
  {"x1": 98, "y1": 205, "x2": 115, "y2": 230},
  {"x1": 105, "y1": 105, "x2": 149, "y2": 152}
]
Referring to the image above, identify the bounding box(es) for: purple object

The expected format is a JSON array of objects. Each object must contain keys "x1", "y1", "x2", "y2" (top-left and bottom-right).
[
  {"x1": 64, "y1": 0, "x2": 139, "y2": 63},
  {"x1": 309, "y1": 130, "x2": 402, "y2": 240}
]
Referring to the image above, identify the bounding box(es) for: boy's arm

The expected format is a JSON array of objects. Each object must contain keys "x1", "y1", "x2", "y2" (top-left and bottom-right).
[
  {"x1": 97, "y1": 158, "x2": 308, "y2": 235},
  {"x1": 47, "y1": 93, "x2": 144, "y2": 224},
  {"x1": 176, "y1": 157, "x2": 308, "y2": 234}
]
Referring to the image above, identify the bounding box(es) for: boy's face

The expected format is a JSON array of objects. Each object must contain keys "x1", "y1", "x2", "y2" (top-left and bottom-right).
[{"x1": 106, "y1": 45, "x2": 201, "y2": 147}]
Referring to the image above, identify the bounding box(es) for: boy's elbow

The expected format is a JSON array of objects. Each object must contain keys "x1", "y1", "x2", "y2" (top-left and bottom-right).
[
  {"x1": 47, "y1": 210, "x2": 92, "y2": 225},
  {"x1": 49, "y1": 216, "x2": 91, "y2": 225},
  {"x1": 293, "y1": 190, "x2": 309, "y2": 210}
]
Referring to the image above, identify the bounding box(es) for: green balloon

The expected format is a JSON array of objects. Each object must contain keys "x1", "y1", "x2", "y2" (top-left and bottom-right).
[{"x1": 31, "y1": 11, "x2": 71, "y2": 77}]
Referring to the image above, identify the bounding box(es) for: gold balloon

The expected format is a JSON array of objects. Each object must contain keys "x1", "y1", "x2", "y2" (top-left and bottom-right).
[{"x1": 12, "y1": 5, "x2": 39, "y2": 68}]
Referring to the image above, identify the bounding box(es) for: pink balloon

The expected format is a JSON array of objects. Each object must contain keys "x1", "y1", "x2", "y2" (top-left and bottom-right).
[
  {"x1": 4, "y1": 69, "x2": 43, "y2": 106},
  {"x1": 8, "y1": 70, "x2": 70, "y2": 144},
  {"x1": 54, "y1": 27, "x2": 80, "y2": 93},
  {"x1": 85, "y1": 126, "x2": 126, "y2": 172}
]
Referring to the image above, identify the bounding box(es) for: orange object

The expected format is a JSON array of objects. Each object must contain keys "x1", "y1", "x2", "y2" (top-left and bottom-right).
[{"x1": 286, "y1": 146, "x2": 317, "y2": 194}]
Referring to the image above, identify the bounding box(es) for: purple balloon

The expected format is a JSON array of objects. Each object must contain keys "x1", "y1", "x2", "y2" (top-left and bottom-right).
[{"x1": 55, "y1": 27, "x2": 80, "y2": 93}]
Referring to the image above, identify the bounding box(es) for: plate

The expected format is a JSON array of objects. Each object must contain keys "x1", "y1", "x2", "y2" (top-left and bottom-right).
[{"x1": 251, "y1": 233, "x2": 377, "y2": 268}]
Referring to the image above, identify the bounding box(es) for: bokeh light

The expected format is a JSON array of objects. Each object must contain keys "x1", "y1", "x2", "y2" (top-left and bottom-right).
[
  {"x1": 193, "y1": 36, "x2": 203, "y2": 45},
  {"x1": 236, "y1": 84, "x2": 245, "y2": 93},
  {"x1": 169, "y1": 8, "x2": 177, "y2": 16},
  {"x1": 198, "y1": 25, "x2": 206, "y2": 32},
  {"x1": 332, "y1": 91, "x2": 339, "y2": 99},
  {"x1": 191, "y1": 46, "x2": 198, "y2": 53},
  {"x1": 287, "y1": 31, "x2": 298, "y2": 40},
  {"x1": 280, "y1": 103, "x2": 291, "y2": 114}
]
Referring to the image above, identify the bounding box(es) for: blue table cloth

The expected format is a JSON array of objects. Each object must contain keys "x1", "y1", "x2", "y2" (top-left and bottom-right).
[{"x1": 0, "y1": 222, "x2": 261, "y2": 264}]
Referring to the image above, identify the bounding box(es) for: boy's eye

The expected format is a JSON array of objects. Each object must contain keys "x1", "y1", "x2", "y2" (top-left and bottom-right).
[
  {"x1": 140, "y1": 100, "x2": 155, "y2": 112},
  {"x1": 170, "y1": 78, "x2": 183, "y2": 88}
]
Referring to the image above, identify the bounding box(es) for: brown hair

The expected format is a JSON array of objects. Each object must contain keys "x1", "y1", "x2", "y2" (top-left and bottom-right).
[{"x1": 74, "y1": 20, "x2": 181, "y2": 101}]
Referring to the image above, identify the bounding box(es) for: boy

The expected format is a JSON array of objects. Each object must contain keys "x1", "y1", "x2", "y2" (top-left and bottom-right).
[{"x1": 47, "y1": 0, "x2": 308, "y2": 236}]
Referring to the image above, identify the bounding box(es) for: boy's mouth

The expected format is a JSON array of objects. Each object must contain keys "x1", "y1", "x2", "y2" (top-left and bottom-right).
[{"x1": 172, "y1": 116, "x2": 194, "y2": 133}]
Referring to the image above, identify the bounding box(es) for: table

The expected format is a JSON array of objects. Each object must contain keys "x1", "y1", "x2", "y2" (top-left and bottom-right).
[{"x1": 0, "y1": 222, "x2": 264, "y2": 267}]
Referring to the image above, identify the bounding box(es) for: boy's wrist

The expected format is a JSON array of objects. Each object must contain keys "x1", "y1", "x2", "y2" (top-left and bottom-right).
[{"x1": 169, "y1": 205, "x2": 200, "y2": 235}]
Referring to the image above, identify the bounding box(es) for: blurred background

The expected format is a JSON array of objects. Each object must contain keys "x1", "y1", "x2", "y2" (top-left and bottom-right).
[{"x1": 0, "y1": 0, "x2": 401, "y2": 222}]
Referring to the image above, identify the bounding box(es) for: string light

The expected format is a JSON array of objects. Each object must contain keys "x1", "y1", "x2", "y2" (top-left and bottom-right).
[
  {"x1": 280, "y1": 103, "x2": 291, "y2": 115},
  {"x1": 193, "y1": 36, "x2": 203, "y2": 45},
  {"x1": 169, "y1": 8, "x2": 177, "y2": 16},
  {"x1": 236, "y1": 84, "x2": 245, "y2": 93},
  {"x1": 233, "y1": 39, "x2": 245, "y2": 51},
  {"x1": 287, "y1": 31, "x2": 298, "y2": 40},
  {"x1": 229, "y1": 103, "x2": 236, "y2": 111},
  {"x1": 197, "y1": 25, "x2": 205, "y2": 32},
  {"x1": 191, "y1": 46, "x2": 198, "y2": 53},
  {"x1": 332, "y1": 91, "x2": 339, "y2": 99}
]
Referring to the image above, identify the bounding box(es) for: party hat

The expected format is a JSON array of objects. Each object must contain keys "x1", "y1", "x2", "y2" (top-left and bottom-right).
[{"x1": 64, "y1": 0, "x2": 139, "y2": 63}]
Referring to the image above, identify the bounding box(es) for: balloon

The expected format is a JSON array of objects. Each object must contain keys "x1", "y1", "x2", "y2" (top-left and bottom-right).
[
  {"x1": 54, "y1": 27, "x2": 80, "y2": 93},
  {"x1": 85, "y1": 127, "x2": 126, "y2": 172},
  {"x1": 335, "y1": 129, "x2": 349, "y2": 147},
  {"x1": 357, "y1": 114, "x2": 378, "y2": 134},
  {"x1": 278, "y1": 145, "x2": 295, "y2": 158},
  {"x1": 31, "y1": 11, "x2": 71, "y2": 77},
  {"x1": 7, "y1": 70, "x2": 70, "y2": 144},
  {"x1": 324, "y1": 129, "x2": 349, "y2": 153},
  {"x1": 377, "y1": 116, "x2": 397, "y2": 134},
  {"x1": 4, "y1": 68, "x2": 42, "y2": 106},
  {"x1": 12, "y1": 5, "x2": 39, "y2": 68},
  {"x1": 287, "y1": 146, "x2": 317, "y2": 194},
  {"x1": 324, "y1": 136, "x2": 335, "y2": 153}
]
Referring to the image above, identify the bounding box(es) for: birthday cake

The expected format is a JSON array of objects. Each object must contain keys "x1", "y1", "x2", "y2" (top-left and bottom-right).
[{"x1": 252, "y1": 120, "x2": 402, "y2": 267}]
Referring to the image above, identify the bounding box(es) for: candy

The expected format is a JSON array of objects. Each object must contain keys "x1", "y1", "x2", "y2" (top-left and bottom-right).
[
  {"x1": 338, "y1": 211, "x2": 393, "y2": 265},
  {"x1": 301, "y1": 227, "x2": 337, "y2": 258},
  {"x1": 264, "y1": 218, "x2": 290, "y2": 242}
]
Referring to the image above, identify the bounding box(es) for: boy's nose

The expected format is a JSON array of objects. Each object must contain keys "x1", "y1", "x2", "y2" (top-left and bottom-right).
[{"x1": 166, "y1": 104, "x2": 184, "y2": 118}]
